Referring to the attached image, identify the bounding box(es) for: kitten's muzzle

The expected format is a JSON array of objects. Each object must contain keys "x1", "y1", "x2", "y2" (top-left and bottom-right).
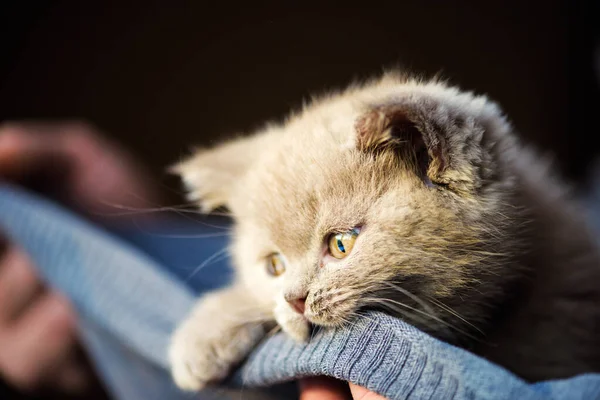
[{"x1": 285, "y1": 293, "x2": 307, "y2": 315}]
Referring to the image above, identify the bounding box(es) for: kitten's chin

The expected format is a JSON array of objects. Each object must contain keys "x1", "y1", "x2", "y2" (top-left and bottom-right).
[
  {"x1": 304, "y1": 306, "x2": 357, "y2": 328},
  {"x1": 306, "y1": 318, "x2": 345, "y2": 328},
  {"x1": 305, "y1": 314, "x2": 354, "y2": 329}
]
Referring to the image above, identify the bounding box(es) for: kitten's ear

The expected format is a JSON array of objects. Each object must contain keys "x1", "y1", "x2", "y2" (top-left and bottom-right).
[
  {"x1": 355, "y1": 97, "x2": 508, "y2": 193},
  {"x1": 170, "y1": 134, "x2": 267, "y2": 212}
]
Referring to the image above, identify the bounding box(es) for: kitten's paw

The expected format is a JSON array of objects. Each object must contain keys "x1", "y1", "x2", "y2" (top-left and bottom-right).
[
  {"x1": 169, "y1": 320, "x2": 264, "y2": 391},
  {"x1": 169, "y1": 325, "x2": 229, "y2": 391},
  {"x1": 274, "y1": 300, "x2": 311, "y2": 342}
]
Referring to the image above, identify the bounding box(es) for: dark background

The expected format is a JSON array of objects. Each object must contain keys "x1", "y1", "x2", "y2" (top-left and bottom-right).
[{"x1": 1, "y1": 1, "x2": 599, "y2": 196}]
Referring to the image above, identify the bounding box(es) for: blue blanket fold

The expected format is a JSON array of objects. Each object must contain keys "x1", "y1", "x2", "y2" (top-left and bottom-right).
[{"x1": 0, "y1": 184, "x2": 599, "y2": 400}]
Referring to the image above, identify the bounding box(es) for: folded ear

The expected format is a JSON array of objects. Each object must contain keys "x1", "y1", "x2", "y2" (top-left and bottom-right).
[
  {"x1": 170, "y1": 133, "x2": 269, "y2": 212},
  {"x1": 355, "y1": 93, "x2": 509, "y2": 194}
]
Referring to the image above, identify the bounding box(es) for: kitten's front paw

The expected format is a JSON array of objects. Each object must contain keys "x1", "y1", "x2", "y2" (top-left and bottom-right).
[
  {"x1": 274, "y1": 300, "x2": 311, "y2": 342},
  {"x1": 169, "y1": 325, "x2": 228, "y2": 391},
  {"x1": 169, "y1": 319, "x2": 263, "y2": 391}
]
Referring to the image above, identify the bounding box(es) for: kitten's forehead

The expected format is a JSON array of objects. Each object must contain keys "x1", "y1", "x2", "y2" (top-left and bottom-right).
[
  {"x1": 237, "y1": 139, "x2": 335, "y2": 256},
  {"x1": 235, "y1": 130, "x2": 408, "y2": 257},
  {"x1": 226, "y1": 76, "x2": 505, "y2": 256}
]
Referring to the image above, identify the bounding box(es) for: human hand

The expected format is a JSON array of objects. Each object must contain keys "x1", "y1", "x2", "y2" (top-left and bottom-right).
[
  {"x1": 299, "y1": 376, "x2": 388, "y2": 400},
  {"x1": 0, "y1": 243, "x2": 87, "y2": 394},
  {"x1": 0, "y1": 120, "x2": 158, "y2": 215},
  {"x1": 0, "y1": 121, "x2": 157, "y2": 395}
]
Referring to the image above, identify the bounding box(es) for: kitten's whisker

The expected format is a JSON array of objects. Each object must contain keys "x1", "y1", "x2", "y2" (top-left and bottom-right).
[
  {"x1": 137, "y1": 231, "x2": 231, "y2": 239},
  {"x1": 381, "y1": 281, "x2": 437, "y2": 316},
  {"x1": 94, "y1": 201, "x2": 199, "y2": 212},
  {"x1": 365, "y1": 296, "x2": 479, "y2": 340},
  {"x1": 92, "y1": 205, "x2": 234, "y2": 223},
  {"x1": 362, "y1": 297, "x2": 436, "y2": 330},
  {"x1": 186, "y1": 248, "x2": 229, "y2": 280},
  {"x1": 428, "y1": 297, "x2": 484, "y2": 334},
  {"x1": 309, "y1": 324, "x2": 317, "y2": 342},
  {"x1": 127, "y1": 214, "x2": 233, "y2": 236},
  {"x1": 351, "y1": 311, "x2": 378, "y2": 327},
  {"x1": 329, "y1": 291, "x2": 356, "y2": 305},
  {"x1": 91, "y1": 207, "x2": 200, "y2": 217},
  {"x1": 338, "y1": 308, "x2": 378, "y2": 328},
  {"x1": 93, "y1": 198, "x2": 235, "y2": 220},
  {"x1": 177, "y1": 251, "x2": 229, "y2": 274}
]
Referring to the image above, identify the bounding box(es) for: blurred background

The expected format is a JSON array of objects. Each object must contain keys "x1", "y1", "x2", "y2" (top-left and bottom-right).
[{"x1": 1, "y1": 1, "x2": 599, "y2": 197}]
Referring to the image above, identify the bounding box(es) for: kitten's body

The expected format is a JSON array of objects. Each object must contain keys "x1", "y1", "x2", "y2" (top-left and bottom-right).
[{"x1": 169, "y1": 73, "x2": 600, "y2": 390}]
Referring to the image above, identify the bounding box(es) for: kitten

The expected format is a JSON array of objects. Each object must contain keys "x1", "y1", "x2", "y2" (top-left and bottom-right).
[{"x1": 168, "y1": 72, "x2": 600, "y2": 390}]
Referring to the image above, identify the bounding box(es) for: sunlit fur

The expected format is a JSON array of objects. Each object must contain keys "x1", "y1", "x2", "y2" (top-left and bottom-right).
[{"x1": 169, "y1": 72, "x2": 600, "y2": 390}]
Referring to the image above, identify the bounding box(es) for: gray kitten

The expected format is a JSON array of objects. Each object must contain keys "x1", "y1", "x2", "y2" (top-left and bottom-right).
[{"x1": 169, "y1": 72, "x2": 600, "y2": 390}]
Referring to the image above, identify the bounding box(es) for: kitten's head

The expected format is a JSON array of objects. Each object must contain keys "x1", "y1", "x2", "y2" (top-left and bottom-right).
[{"x1": 175, "y1": 74, "x2": 525, "y2": 337}]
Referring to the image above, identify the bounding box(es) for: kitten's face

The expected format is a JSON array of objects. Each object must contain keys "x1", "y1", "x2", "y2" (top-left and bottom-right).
[
  {"x1": 230, "y1": 134, "x2": 484, "y2": 328},
  {"x1": 177, "y1": 75, "x2": 521, "y2": 334}
]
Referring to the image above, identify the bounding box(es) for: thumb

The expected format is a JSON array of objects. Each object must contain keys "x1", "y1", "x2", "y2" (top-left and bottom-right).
[
  {"x1": 298, "y1": 377, "x2": 350, "y2": 400},
  {"x1": 349, "y1": 383, "x2": 388, "y2": 400}
]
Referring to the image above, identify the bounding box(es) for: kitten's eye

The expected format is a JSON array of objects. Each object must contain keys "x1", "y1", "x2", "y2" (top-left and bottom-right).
[
  {"x1": 328, "y1": 227, "x2": 360, "y2": 259},
  {"x1": 267, "y1": 253, "x2": 286, "y2": 276}
]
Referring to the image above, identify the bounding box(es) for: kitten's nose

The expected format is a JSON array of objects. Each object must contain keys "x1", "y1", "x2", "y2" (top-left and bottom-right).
[{"x1": 285, "y1": 294, "x2": 307, "y2": 314}]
